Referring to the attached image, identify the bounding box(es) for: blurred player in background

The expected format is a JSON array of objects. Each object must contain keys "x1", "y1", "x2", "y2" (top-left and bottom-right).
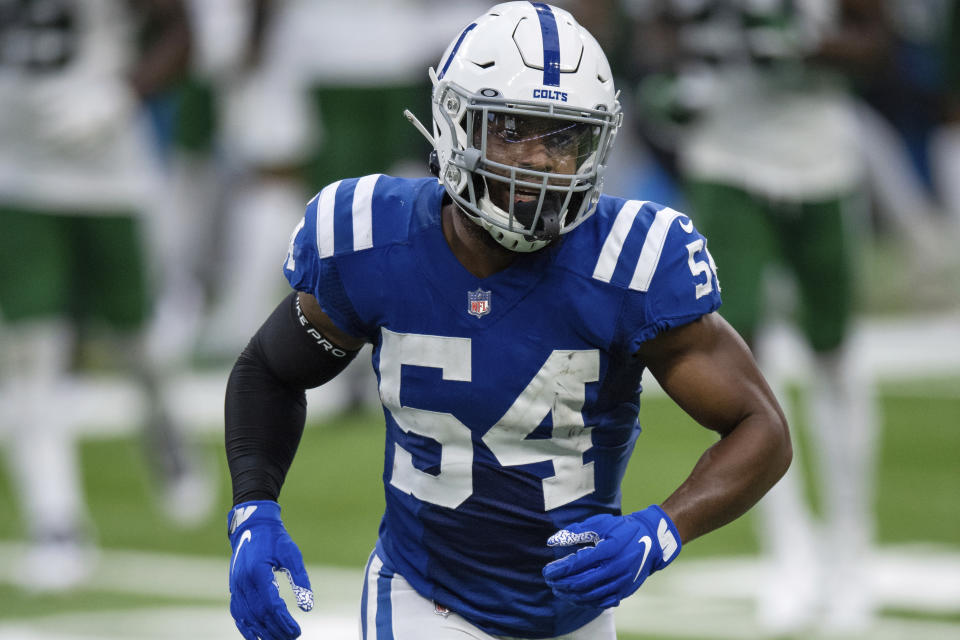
[
  {"x1": 0, "y1": 0, "x2": 211, "y2": 590},
  {"x1": 630, "y1": 0, "x2": 889, "y2": 633},
  {"x1": 224, "y1": 3, "x2": 792, "y2": 639},
  {"x1": 169, "y1": 0, "x2": 488, "y2": 371},
  {"x1": 178, "y1": 0, "x2": 317, "y2": 362}
]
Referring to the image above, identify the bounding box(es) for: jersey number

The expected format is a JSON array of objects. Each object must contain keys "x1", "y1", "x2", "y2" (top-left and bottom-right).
[
  {"x1": 685, "y1": 238, "x2": 719, "y2": 299},
  {"x1": 379, "y1": 328, "x2": 598, "y2": 511},
  {"x1": 2, "y1": 0, "x2": 78, "y2": 71}
]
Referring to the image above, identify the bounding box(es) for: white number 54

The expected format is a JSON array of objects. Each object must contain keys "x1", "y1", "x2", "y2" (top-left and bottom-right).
[{"x1": 379, "y1": 328, "x2": 598, "y2": 511}]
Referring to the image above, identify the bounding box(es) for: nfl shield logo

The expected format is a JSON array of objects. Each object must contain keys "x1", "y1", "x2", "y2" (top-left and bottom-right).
[{"x1": 467, "y1": 288, "x2": 492, "y2": 318}]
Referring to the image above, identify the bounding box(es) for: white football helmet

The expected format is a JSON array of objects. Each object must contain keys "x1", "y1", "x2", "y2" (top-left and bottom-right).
[{"x1": 407, "y1": 2, "x2": 622, "y2": 252}]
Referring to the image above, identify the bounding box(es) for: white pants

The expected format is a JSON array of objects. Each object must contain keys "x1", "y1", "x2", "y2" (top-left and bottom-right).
[{"x1": 359, "y1": 552, "x2": 616, "y2": 640}]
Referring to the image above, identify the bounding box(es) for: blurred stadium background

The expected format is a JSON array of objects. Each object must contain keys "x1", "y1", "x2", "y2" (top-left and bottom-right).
[{"x1": 0, "y1": 1, "x2": 958, "y2": 639}]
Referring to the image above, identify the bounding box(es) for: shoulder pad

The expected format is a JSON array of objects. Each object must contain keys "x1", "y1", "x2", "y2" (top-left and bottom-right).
[{"x1": 589, "y1": 200, "x2": 691, "y2": 291}]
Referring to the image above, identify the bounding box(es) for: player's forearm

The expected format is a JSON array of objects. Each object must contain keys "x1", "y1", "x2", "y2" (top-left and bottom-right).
[
  {"x1": 224, "y1": 293, "x2": 361, "y2": 504},
  {"x1": 660, "y1": 412, "x2": 791, "y2": 544},
  {"x1": 225, "y1": 353, "x2": 308, "y2": 504}
]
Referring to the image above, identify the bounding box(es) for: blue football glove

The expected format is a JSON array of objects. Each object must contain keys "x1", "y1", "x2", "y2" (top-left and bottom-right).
[
  {"x1": 228, "y1": 501, "x2": 313, "y2": 640},
  {"x1": 542, "y1": 504, "x2": 681, "y2": 609}
]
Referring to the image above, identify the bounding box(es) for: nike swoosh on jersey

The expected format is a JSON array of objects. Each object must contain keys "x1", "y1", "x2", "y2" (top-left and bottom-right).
[
  {"x1": 231, "y1": 530, "x2": 252, "y2": 576},
  {"x1": 633, "y1": 535, "x2": 653, "y2": 583}
]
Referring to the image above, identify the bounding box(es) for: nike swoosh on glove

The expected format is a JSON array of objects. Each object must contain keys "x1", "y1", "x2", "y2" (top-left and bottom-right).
[
  {"x1": 542, "y1": 504, "x2": 681, "y2": 609},
  {"x1": 228, "y1": 501, "x2": 313, "y2": 640}
]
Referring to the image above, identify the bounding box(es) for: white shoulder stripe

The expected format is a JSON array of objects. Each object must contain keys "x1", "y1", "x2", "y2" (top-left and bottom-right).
[
  {"x1": 592, "y1": 200, "x2": 647, "y2": 283},
  {"x1": 629, "y1": 207, "x2": 685, "y2": 292},
  {"x1": 352, "y1": 174, "x2": 381, "y2": 252},
  {"x1": 315, "y1": 180, "x2": 341, "y2": 258}
]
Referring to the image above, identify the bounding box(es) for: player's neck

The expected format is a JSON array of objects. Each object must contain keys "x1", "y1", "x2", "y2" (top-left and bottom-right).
[{"x1": 442, "y1": 204, "x2": 517, "y2": 279}]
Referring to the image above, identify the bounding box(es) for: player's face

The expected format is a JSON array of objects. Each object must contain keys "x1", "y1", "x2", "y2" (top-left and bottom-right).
[{"x1": 479, "y1": 113, "x2": 598, "y2": 212}]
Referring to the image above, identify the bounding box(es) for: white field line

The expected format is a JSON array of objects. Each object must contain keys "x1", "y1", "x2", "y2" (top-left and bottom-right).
[
  {"x1": 0, "y1": 544, "x2": 958, "y2": 640},
  {"x1": 3, "y1": 605, "x2": 960, "y2": 640},
  {"x1": 0, "y1": 606, "x2": 359, "y2": 640},
  {"x1": 0, "y1": 544, "x2": 360, "y2": 606}
]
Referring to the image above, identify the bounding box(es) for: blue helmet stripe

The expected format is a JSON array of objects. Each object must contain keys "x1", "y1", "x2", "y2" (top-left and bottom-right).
[
  {"x1": 438, "y1": 23, "x2": 476, "y2": 80},
  {"x1": 531, "y1": 2, "x2": 561, "y2": 86}
]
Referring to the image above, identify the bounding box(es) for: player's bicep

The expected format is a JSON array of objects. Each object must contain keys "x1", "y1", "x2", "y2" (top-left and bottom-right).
[
  {"x1": 246, "y1": 293, "x2": 362, "y2": 391},
  {"x1": 636, "y1": 313, "x2": 784, "y2": 438},
  {"x1": 297, "y1": 292, "x2": 366, "y2": 352}
]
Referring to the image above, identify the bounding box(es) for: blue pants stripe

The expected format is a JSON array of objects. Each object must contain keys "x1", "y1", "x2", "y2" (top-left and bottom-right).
[
  {"x1": 360, "y1": 551, "x2": 376, "y2": 640},
  {"x1": 375, "y1": 567, "x2": 395, "y2": 639}
]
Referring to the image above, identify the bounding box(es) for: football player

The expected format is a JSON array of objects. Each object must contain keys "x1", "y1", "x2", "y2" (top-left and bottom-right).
[
  {"x1": 0, "y1": 0, "x2": 212, "y2": 590},
  {"x1": 225, "y1": 3, "x2": 791, "y2": 638},
  {"x1": 631, "y1": 0, "x2": 887, "y2": 632}
]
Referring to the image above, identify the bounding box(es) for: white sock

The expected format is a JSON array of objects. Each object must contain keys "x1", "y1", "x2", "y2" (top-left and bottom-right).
[
  {"x1": 752, "y1": 361, "x2": 819, "y2": 630},
  {"x1": 807, "y1": 347, "x2": 879, "y2": 628},
  {"x1": 1, "y1": 321, "x2": 89, "y2": 540}
]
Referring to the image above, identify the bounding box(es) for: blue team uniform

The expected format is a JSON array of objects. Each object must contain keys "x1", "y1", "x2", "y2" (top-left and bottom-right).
[{"x1": 283, "y1": 174, "x2": 721, "y2": 638}]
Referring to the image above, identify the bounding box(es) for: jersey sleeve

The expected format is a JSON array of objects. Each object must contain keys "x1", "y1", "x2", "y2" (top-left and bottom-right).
[
  {"x1": 620, "y1": 207, "x2": 722, "y2": 351},
  {"x1": 282, "y1": 184, "x2": 370, "y2": 340}
]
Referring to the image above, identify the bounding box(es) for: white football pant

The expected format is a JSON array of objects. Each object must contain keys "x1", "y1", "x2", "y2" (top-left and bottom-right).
[{"x1": 359, "y1": 551, "x2": 617, "y2": 640}]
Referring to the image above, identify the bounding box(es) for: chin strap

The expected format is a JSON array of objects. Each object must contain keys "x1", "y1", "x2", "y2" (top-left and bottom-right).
[{"x1": 515, "y1": 196, "x2": 561, "y2": 242}]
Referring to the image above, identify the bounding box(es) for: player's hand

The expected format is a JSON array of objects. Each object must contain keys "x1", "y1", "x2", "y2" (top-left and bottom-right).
[
  {"x1": 228, "y1": 501, "x2": 313, "y2": 640},
  {"x1": 542, "y1": 504, "x2": 681, "y2": 609}
]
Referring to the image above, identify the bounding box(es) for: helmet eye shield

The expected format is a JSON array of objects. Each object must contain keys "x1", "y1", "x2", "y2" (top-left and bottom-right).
[
  {"x1": 469, "y1": 108, "x2": 605, "y2": 180},
  {"x1": 483, "y1": 113, "x2": 601, "y2": 169}
]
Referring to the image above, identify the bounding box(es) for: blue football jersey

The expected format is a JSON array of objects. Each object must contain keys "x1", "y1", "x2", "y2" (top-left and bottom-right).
[{"x1": 283, "y1": 174, "x2": 721, "y2": 637}]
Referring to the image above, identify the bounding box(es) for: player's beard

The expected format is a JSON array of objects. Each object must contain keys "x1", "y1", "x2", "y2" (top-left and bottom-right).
[{"x1": 455, "y1": 204, "x2": 522, "y2": 256}]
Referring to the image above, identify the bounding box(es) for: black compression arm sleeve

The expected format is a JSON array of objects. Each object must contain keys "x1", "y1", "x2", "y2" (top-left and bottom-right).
[{"x1": 225, "y1": 292, "x2": 360, "y2": 504}]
